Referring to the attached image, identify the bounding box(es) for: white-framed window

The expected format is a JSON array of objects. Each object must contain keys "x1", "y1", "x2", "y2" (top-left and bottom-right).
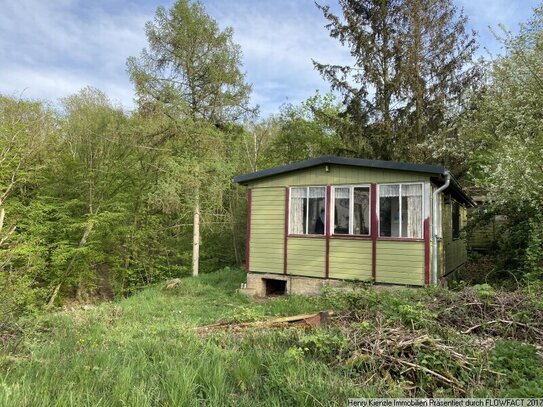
[
  {"x1": 378, "y1": 183, "x2": 424, "y2": 238},
  {"x1": 332, "y1": 185, "x2": 371, "y2": 235},
  {"x1": 289, "y1": 186, "x2": 326, "y2": 235}
]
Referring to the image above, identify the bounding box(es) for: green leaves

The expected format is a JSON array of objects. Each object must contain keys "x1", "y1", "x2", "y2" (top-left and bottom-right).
[
  {"x1": 314, "y1": 0, "x2": 480, "y2": 161},
  {"x1": 461, "y1": 7, "x2": 543, "y2": 278},
  {"x1": 127, "y1": 0, "x2": 254, "y2": 124}
]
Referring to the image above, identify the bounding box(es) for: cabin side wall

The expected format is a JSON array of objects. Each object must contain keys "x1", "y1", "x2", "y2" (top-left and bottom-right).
[
  {"x1": 248, "y1": 187, "x2": 285, "y2": 274},
  {"x1": 442, "y1": 199, "x2": 468, "y2": 276}
]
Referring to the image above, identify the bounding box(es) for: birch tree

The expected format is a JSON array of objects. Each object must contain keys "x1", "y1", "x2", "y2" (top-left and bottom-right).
[{"x1": 127, "y1": 0, "x2": 253, "y2": 276}]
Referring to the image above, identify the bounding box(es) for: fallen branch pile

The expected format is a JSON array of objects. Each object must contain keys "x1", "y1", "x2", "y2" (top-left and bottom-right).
[
  {"x1": 337, "y1": 321, "x2": 486, "y2": 396},
  {"x1": 427, "y1": 287, "x2": 543, "y2": 343}
]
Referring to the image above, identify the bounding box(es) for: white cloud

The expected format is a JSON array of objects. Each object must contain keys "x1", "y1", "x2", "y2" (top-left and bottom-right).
[
  {"x1": 0, "y1": 0, "x2": 149, "y2": 108},
  {"x1": 0, "y1": 0, "x2": 540, "y2": 117},
  {"x1": 205, "y1": 0, "x2": 353, "y2": 115}
]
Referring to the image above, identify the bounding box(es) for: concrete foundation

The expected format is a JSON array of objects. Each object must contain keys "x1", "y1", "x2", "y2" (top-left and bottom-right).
[{"x1": 238, "y1": 272, "x2": 350, "y2": 297}]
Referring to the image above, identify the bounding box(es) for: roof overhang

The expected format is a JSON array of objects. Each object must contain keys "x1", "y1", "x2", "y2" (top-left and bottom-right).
[{"x1": 234, "y1": 156, "x2": 475, "y2": 207}]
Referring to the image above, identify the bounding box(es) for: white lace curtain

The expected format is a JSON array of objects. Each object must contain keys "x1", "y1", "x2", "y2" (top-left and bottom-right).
[
  {"x1": 380, "y1": 184, "x2": 423, "y2": 238},
  {"x1": 309, "y1": 187, "x2": 325, "y2": 198},
  {"x1": 334, "y1": 187, "x2": 349, "y2": 199},
  {"x1": 380, "y1": 184, "x2": 400, "y2": 197},
  {"x1": 290, "y1": 187, "x2": 306, "y2": 234},
  {"x1": 402, "y1": 184, "x2": 422, "y2": 238}
]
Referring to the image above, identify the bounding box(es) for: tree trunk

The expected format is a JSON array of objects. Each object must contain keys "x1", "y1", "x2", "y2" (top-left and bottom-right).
[
  {"x1": 230, "y1": 198, "x2": 241, "y2": 266},
  {"x1": 46, "y1": 221, "x2": 94, "y2": 309},
  {"x1": 192, "y1": 192, "x2": 200, "y2": 277}
]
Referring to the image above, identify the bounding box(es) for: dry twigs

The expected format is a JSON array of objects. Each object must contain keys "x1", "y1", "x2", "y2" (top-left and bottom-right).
[
  {"x1": 340, "y1": 324, "x2": 473, "y2": 396},
  {"x1": 427, "y1": 287, "x2": 543, "y2": 343}
]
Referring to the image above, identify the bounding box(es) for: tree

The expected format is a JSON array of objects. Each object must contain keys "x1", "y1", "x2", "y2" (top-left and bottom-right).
[
  {"x1": 127, "y1": 0, "x2": 253, "y2": 276},
  {"x1": 45, "y1": 87, "x2": 139, "y2": 307},
  {"x1": 314, "y1": 0, "x2": 479, "y2": 161},
  {"x1": 461, "y1": 5, "x2": 543, "y2": 278},
  {"x1": 268, "y1": 92, "x2": 346, "y2": 163},
  {"x1": 0, "y1": 95, "x2": 54, "y2": 319}
]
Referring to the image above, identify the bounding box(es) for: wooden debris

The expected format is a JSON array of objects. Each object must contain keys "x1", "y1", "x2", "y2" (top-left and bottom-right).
[
  {"x1": 165, "y1": 278, "x2": 181, "y2": 289},
  {"x1": 461, "y1": 319, "x2": 543, "y2": 336},
  {"x1": 195, "y1": 311, "x2": 333, "y2": 333}
]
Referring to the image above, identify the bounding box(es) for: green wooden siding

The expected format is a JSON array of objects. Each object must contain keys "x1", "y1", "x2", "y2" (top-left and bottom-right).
[
  {"x1": 247, "y1": 167, "x2": 470, "y2": 286},
  {"x1": 287, "y1": 237, "x2": 326, "y2": 277},
  {"x1": 249, "y1": 187, "x2": 285, "y2": 274},
  {"x1": 376, "y1": 241, "x2": 424, "y2": 285},
  {"x1": 250, "y1": 165, "x2": 427, "y2": 187},
  {"x1": 442, "y1": 201, "x2": 468, "y2": 275},
  {"x1": 468, "y1": 212, "x2": 505, "y2": 250},
  {"x1": 469, "y1": 223, "x2": 494, "y2": 249},
  {"x1": 329, "y1": 239, "x2": 372, "y2": 280}
]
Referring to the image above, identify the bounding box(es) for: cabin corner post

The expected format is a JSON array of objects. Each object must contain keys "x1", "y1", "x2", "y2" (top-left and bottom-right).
[
  {"x1": 371, "y1": 183, "x2": 378, "y2": 281},
  {"x1": 283, "y1": 186, "x2": 289, "y2": 275},
  {"x1": 424, "y1": 218, "x2": 430, "y2": 285},
  {"x1": 325, "y1": 185, "x2": 331, "y2": 278},
  {"x1": 245, "y1": 188, "x2": 252, "y2": 273}
]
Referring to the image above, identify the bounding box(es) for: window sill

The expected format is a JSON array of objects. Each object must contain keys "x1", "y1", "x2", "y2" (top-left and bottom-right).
[
  {"x1": 377, "y1": 237, "x2": 424, "y2": 242},
  {"x1": 287, "y1": 234, "x2": 325, "y2": 239},
  {"x1": 331, "y1": 235, "x2": 372, "y2": 240}
]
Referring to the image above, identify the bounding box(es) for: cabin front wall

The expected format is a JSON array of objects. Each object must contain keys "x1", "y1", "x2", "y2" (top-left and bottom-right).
[
  {"x1": 246, "y1": 164, "x2": 441, "y2": 289},
  {"x1": 287, "y1": 237, "x2": 326, "y2": 278},
  {"x1": 376, "y1": 241, "x2": 425, "y2": 285},
  {"x1": 329, "y1": 239, "x2": 372, "y2": 280}
]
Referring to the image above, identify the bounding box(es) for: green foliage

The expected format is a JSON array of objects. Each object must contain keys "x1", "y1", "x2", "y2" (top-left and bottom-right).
[
  {"x1": 127, "y1": 0, "x2": 253, "y2": 123},
  {"x1": 268, "y1": 92, "x2": 346, "y2": 163},
  {"x1": 127, "y1": 0, "x2": 255, "y2": 278},
  {"x1": 323, "y1": 287, "x2": 436, "y2": 330},
  {"x1": 297, "y1": 328, "x2": 349, "y2": 362},
  {"x1": 472, "y1": 283, "x2": 495, "y2": 301},
  {"x1": 490, "y1": 340, "x2": 543, "y2": 396},
  {"x1": 314, "y1": 0, "x2": 479, "y2": 161},
  {"x1": 228, "y1": 306, "x2": 264, "y2": 323},
  {"x1": 456, "y1": 6, "x2": 543, "y2": 280}
]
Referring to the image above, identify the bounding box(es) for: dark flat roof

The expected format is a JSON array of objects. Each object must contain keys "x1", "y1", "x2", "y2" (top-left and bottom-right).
[{"x1": 233, "y1": 156, "x2": 475, "y2": 206}]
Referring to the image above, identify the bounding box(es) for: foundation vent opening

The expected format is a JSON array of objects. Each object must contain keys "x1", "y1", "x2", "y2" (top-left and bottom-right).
[{"x1": 264, "y1": 278, "x2": 286, "y2": 296}]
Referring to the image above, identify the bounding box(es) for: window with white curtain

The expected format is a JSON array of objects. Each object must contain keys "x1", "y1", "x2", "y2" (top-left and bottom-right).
[
  {"x1": 289, "y1": 187, "x2": 326, "y2": 235},
  {"x1": 379, "y1": 183, "x2": 423, "y2": 238},
  {"x1": 333, "y1": 186, "x2": 370, "y2": 235}
]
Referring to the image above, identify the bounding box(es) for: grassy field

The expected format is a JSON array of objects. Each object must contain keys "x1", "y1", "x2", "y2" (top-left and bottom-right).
[{"x1": 1, "y1": 268, "x2": 542, "y2": 406}]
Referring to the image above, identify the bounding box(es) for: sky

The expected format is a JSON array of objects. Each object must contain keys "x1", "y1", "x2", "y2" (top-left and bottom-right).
[{"x1": 0, "y1": 0, "x2": 540, "y2": 117}]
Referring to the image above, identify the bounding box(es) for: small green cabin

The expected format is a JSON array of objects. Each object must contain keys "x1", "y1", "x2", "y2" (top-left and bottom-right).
[{"x1": 234, "y1": 156, "x2": 474, "y2": 296}]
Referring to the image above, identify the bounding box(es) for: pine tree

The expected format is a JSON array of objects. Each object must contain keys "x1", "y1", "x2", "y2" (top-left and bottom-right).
[
  {"x1": 314, "y1": 0, "x2": 479, "y2": 161},
  {"x1": 127, "y1": 0, "x2": 254, "y2": 277}
]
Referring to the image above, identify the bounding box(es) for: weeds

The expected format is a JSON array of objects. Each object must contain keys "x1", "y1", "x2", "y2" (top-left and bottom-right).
[{"x1": 1, "y1": 268, "x2": 542, "y2": 404}]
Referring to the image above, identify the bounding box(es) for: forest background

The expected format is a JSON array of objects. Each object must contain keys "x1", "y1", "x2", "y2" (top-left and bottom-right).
[{"x1": 1, "y1": 0, "x2": 543, "y2": 324}]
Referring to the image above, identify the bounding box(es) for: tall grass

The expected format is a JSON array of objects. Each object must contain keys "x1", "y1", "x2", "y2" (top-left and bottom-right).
[
  {"x1": 0, "y1": 269, "x2": 362, "y2": 406},
  {"x1": 2, "y1": 269, "x2": 540, "y2": 405}
]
